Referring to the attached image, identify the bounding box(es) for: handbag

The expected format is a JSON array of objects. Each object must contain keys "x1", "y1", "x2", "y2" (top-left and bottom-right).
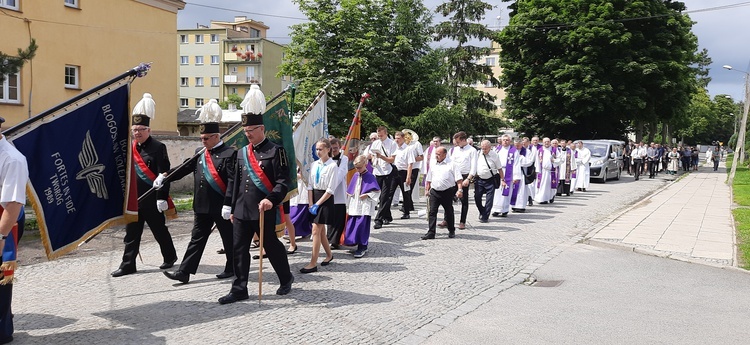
[
  {"x1": 524, "y1": 164, "x2": 536, "y2": 185},
  {"x1": 483, "y1": 153, "x2": 502, "y2": 189}
]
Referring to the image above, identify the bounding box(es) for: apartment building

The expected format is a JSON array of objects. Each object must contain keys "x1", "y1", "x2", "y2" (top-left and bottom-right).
[
  {"x1": 178, "y1": 16, "x2": 290, "y2": 132},
  {"x1": 0, "y1": 0, "x2": 186, "y2": 133},
  {"x1": 475, "y1": 41, "x2": 507, "y2": 118}
]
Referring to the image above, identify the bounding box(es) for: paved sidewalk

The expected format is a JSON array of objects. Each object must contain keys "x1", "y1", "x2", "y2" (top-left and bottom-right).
[{"x1": 588, "y1": 162, "x2": 735, "y2": 266}]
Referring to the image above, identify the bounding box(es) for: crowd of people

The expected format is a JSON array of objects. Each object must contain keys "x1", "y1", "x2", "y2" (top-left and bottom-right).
[{"x1": 622, "y1": 141, "x2": 724, "y2": 178}]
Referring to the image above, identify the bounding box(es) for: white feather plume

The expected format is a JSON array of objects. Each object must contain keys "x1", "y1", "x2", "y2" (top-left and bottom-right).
[
  {"x1": 132, "y1": 93, "x2": 156, "y2": 118},
  {"x1": 197, "y1": 99, "x2": 223, "y2": 122},
  {"x1": 240, "y1": 84, "x2": 266, "y2": 115}
]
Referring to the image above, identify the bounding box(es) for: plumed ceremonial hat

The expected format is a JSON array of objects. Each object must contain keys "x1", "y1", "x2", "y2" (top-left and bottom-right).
[
  {"x1": 197, "y1": 99, "x2": 222, "y2": 123},
  {"x1": 132, "y1": 93, "x2": 155, "y2": 127},
  {"x1": 240, "y1": 84, "x2": 266, "y2": 127},
  {"x1": 200, "y1": 122, "x2": 220, "y2": 134}
]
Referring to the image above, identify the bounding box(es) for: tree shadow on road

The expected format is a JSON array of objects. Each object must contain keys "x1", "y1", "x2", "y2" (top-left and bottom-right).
[{"x1": 13, "y1": 328, "x2": 166, "y2": 344}]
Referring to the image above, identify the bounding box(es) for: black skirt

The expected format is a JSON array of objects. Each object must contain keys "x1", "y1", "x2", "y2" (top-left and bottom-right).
[{"x1": 312, "y1": 189, "x2": 335, "y2": 225}]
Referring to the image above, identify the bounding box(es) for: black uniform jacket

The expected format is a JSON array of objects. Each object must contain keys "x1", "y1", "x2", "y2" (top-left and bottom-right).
[
  {"x1": 134, "y1": 136, "x2": 171, "y2": 204},
  {"x1": 227, "y1": 138, "x2": 289, "y2": 221},
  {"x1": 170, "y1": 142, "x2": 237, "y2": 214}
]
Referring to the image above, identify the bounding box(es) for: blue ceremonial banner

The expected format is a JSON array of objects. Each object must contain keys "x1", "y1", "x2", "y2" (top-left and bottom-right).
[{"x1": 7, "y1": 83, "x2": 135, "y2": 259}]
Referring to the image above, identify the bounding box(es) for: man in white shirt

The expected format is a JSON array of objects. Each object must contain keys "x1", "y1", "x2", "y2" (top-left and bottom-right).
[
  {"x1": 421, "y1": 136, "x2": 441, "y2": 183},
  {"x1": 447, "y1": 131, "x2": 476, "y2": 230},
  {"x1": 423, "y1": 147, "x2": 463, "y2": 240},
  {"x1": 574, "y1": 140, "x2": 591, "y2": 190},
  {"x1": 368, "y1": 126, "x2": 399, "y2": 229},
  {"x1": 469, "y1": 140, "x2": 502, "y2": 222},
  {"x1": 393, "y1": 131, "x2": 416, "y2": 219},
  {"x1": 631, "y1": 141, "x2": 647, "y2": 181},
  {"x1": 0, "y1": 117, "x2": 30, "y2": 343}
]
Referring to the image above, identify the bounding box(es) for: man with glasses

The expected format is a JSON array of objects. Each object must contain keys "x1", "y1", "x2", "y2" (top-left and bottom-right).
[
  {"x1": 161, "y1": 122, "x2": 236, "y2": 284},
  {"x1": 220, "y1": 112, "x2": 294, "y2": 304},
  {"x1": 112, "y1": 111, "x2": 178, "y2": 277},
  {"x1": 423, "y1": 147, "x2": 463, "y2": 239}
]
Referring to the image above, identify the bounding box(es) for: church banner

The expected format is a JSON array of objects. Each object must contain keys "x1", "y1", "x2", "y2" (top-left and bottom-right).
[{"x1": 7, "y1": 83, "x2": 135, "y2": 259}]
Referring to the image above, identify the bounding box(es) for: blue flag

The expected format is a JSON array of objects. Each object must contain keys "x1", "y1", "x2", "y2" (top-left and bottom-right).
[{"x1": 8, "y1": 83, "x2": 135, "y2": 259}]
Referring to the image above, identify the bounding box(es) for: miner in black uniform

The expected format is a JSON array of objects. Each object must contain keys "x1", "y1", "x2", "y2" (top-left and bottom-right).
[
  {"x1": 219, "y1": 113, "x2": 294, "y2": 304},
  {"x1": 112, "y1": 113, "x2": 178, "y2": 277},
  {"x1": 162, "y1": 122, "x2": 236, "y2": 283}
]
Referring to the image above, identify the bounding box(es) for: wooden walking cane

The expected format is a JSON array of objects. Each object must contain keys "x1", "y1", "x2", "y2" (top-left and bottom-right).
[{"x1": 258, "y1": 210, "x2": 264, "y2": 304}]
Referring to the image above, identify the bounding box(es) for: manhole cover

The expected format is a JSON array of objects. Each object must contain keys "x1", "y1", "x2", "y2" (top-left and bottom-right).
[{"x1": 531, "y1": 280, "x2": 564, "y2": 287}]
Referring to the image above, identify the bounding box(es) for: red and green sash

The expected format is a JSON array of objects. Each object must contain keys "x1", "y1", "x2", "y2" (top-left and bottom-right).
[
  {"x1": 242, "y1": 145, "x2": 285, "y2": 233},
  {"x1": 201, "y1": 149, "x2": 227, "y2": 195},
  {"x1": 132, "y1": 141, "x2": 177, "y2": 219}
]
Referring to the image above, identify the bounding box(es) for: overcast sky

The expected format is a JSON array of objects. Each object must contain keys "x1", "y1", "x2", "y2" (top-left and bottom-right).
[{"x1": 178, "y1": 0, "x2": 750, "y2": 102}]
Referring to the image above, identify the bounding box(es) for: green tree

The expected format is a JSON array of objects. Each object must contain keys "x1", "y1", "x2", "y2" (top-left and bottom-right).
[
  {"x1": 497, "y1": 0, "x2": 699, "y2": 140},
  {"x1": 433, "y1": 0, "x2": 499, "y2": 135},
  {"x1": 218, "y1": 93, "x2": 242, "y2": 110},
  {"x1": 280, "y1": 0, "x2": 442, "y2": 137},
  {"x1": 0, "y1": 39, "x2": 37, "y2": 83}
]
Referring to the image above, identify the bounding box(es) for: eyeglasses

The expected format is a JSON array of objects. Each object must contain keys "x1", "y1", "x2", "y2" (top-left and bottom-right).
[
  {"x1": 131, "y1": 127, "x2": 148, "y2": 133},
  {"x1": 200, "y1": 134, "x2": 218, "y2": 141},
  {"x1": 243, "y1": 126, "x2": 263, "y2": 133}
]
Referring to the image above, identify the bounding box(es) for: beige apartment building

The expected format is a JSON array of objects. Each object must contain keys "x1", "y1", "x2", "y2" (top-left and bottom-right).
[
  {"x1": 0, "y1": 0, "x2": 185, "y2": 134},
  {"x1": 177, "y1": 16, "x2": 290, "y2": 127},
  {"x1": 475, "y1": 41, "x2": 506, "y2": 118}
]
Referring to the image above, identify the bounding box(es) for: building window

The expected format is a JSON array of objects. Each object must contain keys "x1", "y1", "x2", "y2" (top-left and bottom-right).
[
  {"x1": 195, "y1": 56, "x2": 204, "y2": 65},
  {"x1": 230, "y1": 66, "x2": 238, "y2": 74},
  {"x1": 210, "y1": 34, "x2": 219, "y2": 43},
  {"x1": 0, "y1": 0, "x2": 19, "y2": 10},
  {"x1": 180, "y1": 35, "x2": 188, "y2": 44},
  {"x1": 64, "y1": 0, "x2": 79, "y2": 8},
  {"x1": 195, "y1": 34, "x2": 204, "y2": 43},
  {"x1": 250, "y1": 28, "x2": 261, "y2": 38},
  {"x1": 65, "y1": 65, "x2": 80, "y2": 89},
  {"x1": 211, "y1": 77, "x2": 219, "y2": 87},
  {"x1": 211, "y1": 55, "x2": 219, "y2": 65},
  {"x1": 230, "y1": 87, "x2": 237, "y2": 95},
  {"x1": 195, "y1": 77, "x2": 204, "y2": 87},
  {"x1": 196, "y1": 98, "x2": 204, "y2": 107},
  {"x1": 180, "y1": 77, "x2": 188, "y2": 87},
  {"x1": 180, "y1": 56, "x2": 189, "y2": 65},
  {"x1": 245, "y1": 44, "x2": 256, "y2": 53},
  {"x1": 485, "y1": 57, "x2": 496, "y2": 66},
  {"x1": 180, "y1": 98, "x2": 188, "y2": 108},
  {"x1": 0, "y1": 73, "x2": 20, "y2": 104}
]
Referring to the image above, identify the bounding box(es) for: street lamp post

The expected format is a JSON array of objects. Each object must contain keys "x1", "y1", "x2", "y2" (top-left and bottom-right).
[{"x1": 723, "y1": 65, "x2": 750, "y2": 185}]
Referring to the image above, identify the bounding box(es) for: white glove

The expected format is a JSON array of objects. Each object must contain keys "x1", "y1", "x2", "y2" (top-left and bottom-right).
[
  {"x1": 221, "y1": 205, "x2": 232, "y2": 220},
  {"x1": 156, "y1": 199, "x2": 168, "y2": 213},
  {"x1": 153, "y1": 173, "x2": 166, "y2": 189}
]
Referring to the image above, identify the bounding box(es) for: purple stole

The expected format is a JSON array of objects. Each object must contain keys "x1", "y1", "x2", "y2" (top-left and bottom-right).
[
  {"x1": 502, "y1": 146, "x2": 516, "y2": 197},
  {"x1": 510, "y1": 146, "x2": 526, "y2": 204},
  {"x1": 537, "y1": 147, "x2": 558, "y2": 189},
  {"x1": 563, "y1": 149, "x2": 572, "y2": 182},
  {"x1": 347, "y1": 170, "x2": 381, "y2": 195}
]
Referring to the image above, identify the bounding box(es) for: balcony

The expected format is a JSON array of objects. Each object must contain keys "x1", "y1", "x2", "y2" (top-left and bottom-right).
[
  {"x1": 224, "y1": 52, "x2": 262, "y2": 63},
  {"x1": 224, "y1": 75, "x2": 263, "y2": 85}
]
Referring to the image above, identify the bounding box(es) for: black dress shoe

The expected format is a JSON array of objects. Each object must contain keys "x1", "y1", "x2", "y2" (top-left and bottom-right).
[
  {"x1": 421, "y1": 233, "x2": 435, "y2": 240},
  {"x1": 479, "y1": 219, "x2": 489, "y2": 223},
  {"x1": 218, "y1": 293, "x2": 249, "y2": 305},
  {"x1": 500, "y1": 212, "x2": 508, "y2": 218},
  {"x1": 111, "y1": 267, "x2": 136, "y2": 277},
  {"x1": 540, "y1": 201, "x2": 549, "y2": 204},
  {"x1": 216, "y1": 271, "x2": 233, "y2": 279},
  {"x1": 491, "y1": 212, "x2": 501, "y2": 217},
  {"x1": 160, "y1": 258, "x2": 177, "y2": 269},
  {"x1": 252, "y1": 254, "x2": 268, "y2": 260},
  {"x1": 276, "y1": 275, "x2": 294, "y2": 295},
  {"x1": 300, "y1": 266, "x2": 318, "y2": 274},
  {"x1": 321, "y1": 257, "x2": 333, "y2": 266},
  {"x1": 400, "y1": 214, "x2": 410, "y2": 219},
  {"x1": 448, "y1": 231, "x2": 455, "y2": 238},
  {"x1": 163, "y1": 270, "x2": 189, "y2": 284},
  {"x1": 383, "y1": 219, "x2": 391, "y2": 225},
  {"x1": 217, "y1": 248, "x2": 226, "y2": 254},
  {"x1": 374, "y1": 222, "x2": 383, "y2": 229}
]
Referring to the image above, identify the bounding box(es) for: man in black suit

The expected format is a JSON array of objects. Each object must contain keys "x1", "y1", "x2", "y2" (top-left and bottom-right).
[
  {"x1": 112, "y1": 114, "x2": 178, "y2": 277},
  {"x1": 220, "y1": 113, "x2": 294, "y2": 304},
  {"x1": 162, "y1": 122, "x2": 236, "y2": 284}
]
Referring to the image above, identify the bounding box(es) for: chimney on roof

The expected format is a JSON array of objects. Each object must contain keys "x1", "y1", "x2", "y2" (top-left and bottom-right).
[{"x1": 234, "y1": 16, "x2": 247, "y2": 22}]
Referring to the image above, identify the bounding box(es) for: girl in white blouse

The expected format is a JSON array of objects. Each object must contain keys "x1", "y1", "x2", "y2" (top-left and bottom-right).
[{"x1": 300, "y1": 139, "x2": 337, "y2": 273}]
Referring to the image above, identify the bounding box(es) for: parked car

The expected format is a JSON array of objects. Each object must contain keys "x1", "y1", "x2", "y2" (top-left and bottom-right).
[{"x1": 581, "y1": 140, "x2": 624, "y2": 183}]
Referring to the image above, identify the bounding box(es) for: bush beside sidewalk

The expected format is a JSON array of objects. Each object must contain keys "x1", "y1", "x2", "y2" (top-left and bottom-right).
[{"x1": 729, "y1": 157, "x2": 750, "y2": 269}]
